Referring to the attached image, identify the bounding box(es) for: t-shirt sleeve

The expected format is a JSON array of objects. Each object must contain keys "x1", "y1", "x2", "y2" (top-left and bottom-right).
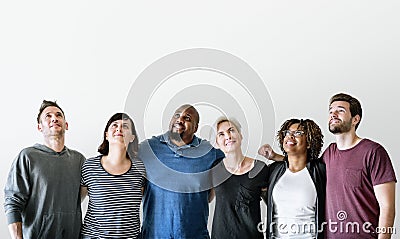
[
  {"x1": 259, "y1": 164, "x2": 269, "y2": 188},
  {"x1": 321, "y1": 143, "x2": 334, "y2": 164},
  {"x1": 137, "y1": 159, "x2": 147, "y2": 188},
  {"x1": 369, "y1": 145, "x2": 397, "y2": 186}
]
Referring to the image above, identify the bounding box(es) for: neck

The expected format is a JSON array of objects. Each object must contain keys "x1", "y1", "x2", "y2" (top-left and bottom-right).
[
  {"x1": 334, "y1": 130, "x2": 361, "y2": 150},
  {"x1": 106, "y1": 145, "x2": 129, "y2": 164},
  {"x1": 224, "y1": 150, "x2": 245, "y2": 166},
  {"x1": 102, "y1": 145, "x2": 131, "y2": 175},
  {"x1": 287, "y1": 154, "x2": 307, "y2": 172},
  {"x1": 43, "y1": 136, "x2": 65, "y2": 152},
  {"x1": 170, "y1": 134, "x2": 193, "y2": 147},
  {"x1": 223, "y1": 149, "x2": 254, "y2": 174},
  {"x1": 171, "y1": 138, "x2": 186, "y2": 147}
]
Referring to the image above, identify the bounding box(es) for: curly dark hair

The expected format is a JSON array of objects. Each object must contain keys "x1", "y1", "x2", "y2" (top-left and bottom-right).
[{"x1": 277, "y1": 118, "x2": 324, "y2": 161}]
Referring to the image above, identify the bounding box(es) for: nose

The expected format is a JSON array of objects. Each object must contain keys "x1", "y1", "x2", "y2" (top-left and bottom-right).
[
  {"x1": 176, "y1": 115, "x2": 185, "y2": 123},
  {"x1": 330, "y1": 111, "x2": 338, "y2": 119},
  {"x1": 51, "y1": 115, "x2": 58, "y2": 122},
  {"x1": 116, "y1": 124, "x2": 123, "y2": 131}
]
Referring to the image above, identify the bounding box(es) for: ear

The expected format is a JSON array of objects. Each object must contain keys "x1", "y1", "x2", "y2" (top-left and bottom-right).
[
  {"x1": 130, "y1": 135, "x2": 136, "y2": 143},
  {"x1": 105, "y1": 132, "x2": 109, "y2": 141},
  {"x1": 352, "y1": 115, "x2": 361, "y2": 126},
  {"x1": 65, "y1": 121, "x2": 69, "y2": 131},
  {"x1": 37, "y1": 123, "x2": 42, "y2": 132}
]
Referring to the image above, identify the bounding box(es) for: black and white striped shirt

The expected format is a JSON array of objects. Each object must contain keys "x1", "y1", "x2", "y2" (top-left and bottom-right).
[{"x1": 81, "y1": 155, "x2": 146, "y2": 238}]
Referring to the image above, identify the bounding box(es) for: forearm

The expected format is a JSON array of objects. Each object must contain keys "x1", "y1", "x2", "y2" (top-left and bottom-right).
[
  {"x1": 374, "y1": 182, "x2": 396, "y2": 239},
  {"x1": 271, "y1": 153, "x2": 284, "y2": 161},
  {"x1": 8, "y1": 222, "x2": 23, "y2": 239},
  {"x1": 377, "y1": 206, "x2": 395, "y2": 239}
]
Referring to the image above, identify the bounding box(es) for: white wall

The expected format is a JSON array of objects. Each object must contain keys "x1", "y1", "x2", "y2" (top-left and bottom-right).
[{"x1": 0, "y1": 1, "x2": 399, "y2": 237}]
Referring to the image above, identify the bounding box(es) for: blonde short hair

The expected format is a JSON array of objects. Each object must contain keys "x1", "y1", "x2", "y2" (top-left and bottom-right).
[{"x1": 215, "y1": 116, "x2": 242, "y2": 134}]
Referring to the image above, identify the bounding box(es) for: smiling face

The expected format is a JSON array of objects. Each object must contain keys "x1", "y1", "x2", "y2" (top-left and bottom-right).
[
  {"x1": 37, "y1": 106, "x2": 68, "y2": 138},
  {"x1": 282, "y1": 123, "x2": 308, "y2": 156},
  {"x1": 216, "y1": 120, "x2": 242, "y2": 154},
  {"x1": 328, "y1": 101, "x2": 354, "y2": 134},
  {"x1": 169, "y1": 105, "x2": 199, "y2": 144},
  {"x1": 106, "y1": 119, "x2": 135, "y2": 148}
]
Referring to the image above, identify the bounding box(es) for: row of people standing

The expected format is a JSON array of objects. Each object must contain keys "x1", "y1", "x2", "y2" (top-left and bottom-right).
[{"x1": 4, "y1": 92, "x2": 397, "y2": 238}]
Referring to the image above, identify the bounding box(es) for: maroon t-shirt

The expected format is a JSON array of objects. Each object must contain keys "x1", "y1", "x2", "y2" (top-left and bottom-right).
[{"x1": 322, "y1": 139, "x2": 396, "y2": 238}]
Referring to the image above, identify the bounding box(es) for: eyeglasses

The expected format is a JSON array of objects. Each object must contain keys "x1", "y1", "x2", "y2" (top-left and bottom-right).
[{"x1": 282, "y1": 130, "x2": 305, "y2": 138}]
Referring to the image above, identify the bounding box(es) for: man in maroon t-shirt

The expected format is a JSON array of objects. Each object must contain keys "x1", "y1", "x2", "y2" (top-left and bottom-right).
[
  {"x1": 259, "y1": 93, "x2": 396, "y2": 239},
  {"x1": 323, "y1": 93, "x2": 396, "y2": 239}
]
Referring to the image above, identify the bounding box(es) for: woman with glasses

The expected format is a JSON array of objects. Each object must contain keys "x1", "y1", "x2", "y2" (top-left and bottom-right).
[{"x1": 263, "y1": 118, "x2": 326, "y2": 239}]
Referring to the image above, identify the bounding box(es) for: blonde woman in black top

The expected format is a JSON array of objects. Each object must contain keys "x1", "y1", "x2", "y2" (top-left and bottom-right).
[{"x1": 210, "y1": 117, "x2": 268, "y2": 239}]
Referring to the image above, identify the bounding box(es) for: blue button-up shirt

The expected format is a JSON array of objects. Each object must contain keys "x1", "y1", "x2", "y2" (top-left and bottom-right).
[{"x1": 139, "y1": 132, "x2": 224, "y2": 239}]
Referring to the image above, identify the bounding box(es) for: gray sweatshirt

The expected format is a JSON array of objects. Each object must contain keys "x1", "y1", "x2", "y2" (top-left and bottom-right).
[{"x1": 4, "y1": 143, "x2": 85, "y2": 239}]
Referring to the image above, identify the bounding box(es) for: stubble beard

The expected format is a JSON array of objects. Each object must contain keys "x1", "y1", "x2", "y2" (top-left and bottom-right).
[{"x1": 329, "y1": 119, "x2": 352, "y2": 134}]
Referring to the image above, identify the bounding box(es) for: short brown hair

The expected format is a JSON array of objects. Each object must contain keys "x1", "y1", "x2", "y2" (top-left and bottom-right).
[
  {"x1": 329, "y1": 93, "x2": 362, "y2": 130},
  {"x1": 37, "y1": 100, "x2": 65, "y2": 123}
]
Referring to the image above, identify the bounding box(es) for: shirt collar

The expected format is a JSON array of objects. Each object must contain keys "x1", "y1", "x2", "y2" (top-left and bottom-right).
[{"x1": 160, "y1": 131, "x2": 201, "y2": 147}]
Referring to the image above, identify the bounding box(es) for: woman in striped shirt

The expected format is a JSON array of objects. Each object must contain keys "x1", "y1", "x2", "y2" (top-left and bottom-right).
[{"x1": 80, "y1": 113, "x2": 146, "y2": 239}]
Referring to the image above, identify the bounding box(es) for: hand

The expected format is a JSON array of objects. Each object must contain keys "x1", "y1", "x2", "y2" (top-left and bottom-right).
[{"x1": 258, "y1": 144, "x2": 275, "y2": 159}]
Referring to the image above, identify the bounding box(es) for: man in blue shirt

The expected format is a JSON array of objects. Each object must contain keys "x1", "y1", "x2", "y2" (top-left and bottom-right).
[{"x1": 140, "y1": 104, "x2": 225, "y2": 239}]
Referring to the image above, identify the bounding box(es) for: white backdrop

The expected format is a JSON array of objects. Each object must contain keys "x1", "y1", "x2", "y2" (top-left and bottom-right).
[{"x1": 0, "y1": 1, "x2": 399, "y2": 237}]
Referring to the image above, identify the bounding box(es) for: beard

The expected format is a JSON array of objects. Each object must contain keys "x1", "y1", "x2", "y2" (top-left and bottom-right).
[
  {"x1": 329, "y1": 119, "x2": 352, "y2": 134},
  {"x1": 169, "y1": 130, "x2": 184, "y2": 142}
]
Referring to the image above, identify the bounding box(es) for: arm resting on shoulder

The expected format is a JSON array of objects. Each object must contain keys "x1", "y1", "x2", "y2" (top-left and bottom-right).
[
  {"x1": 258, "y1": 144, "x2": 284, "y2": 161},
  {"x1": 374, "y1": 181, "x2": 396, "y2": 239}
]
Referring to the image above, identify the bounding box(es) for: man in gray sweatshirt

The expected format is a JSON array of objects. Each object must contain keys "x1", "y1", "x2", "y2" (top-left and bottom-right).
[{"x1": 4, "y1": 100, "x2": 86, "y2": 239}]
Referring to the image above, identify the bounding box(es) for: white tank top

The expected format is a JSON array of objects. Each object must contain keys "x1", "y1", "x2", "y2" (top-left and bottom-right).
[{"x1": 271, "y1": 167, "x2": 317, "y2": 238}]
